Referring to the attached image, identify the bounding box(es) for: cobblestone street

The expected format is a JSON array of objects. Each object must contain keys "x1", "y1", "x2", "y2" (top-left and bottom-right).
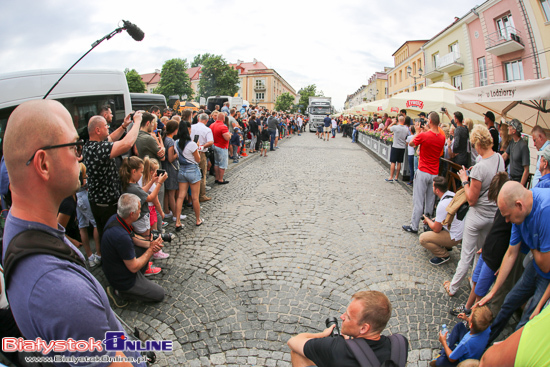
[{"x1": 94, "y1": 131, "x2": 476, "y2": 367}]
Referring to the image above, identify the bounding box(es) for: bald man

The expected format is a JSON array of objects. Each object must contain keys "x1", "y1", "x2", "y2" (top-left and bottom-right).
[
  {"x1": 83, "y1": 110, "x2": 141, "y2": 261},
  {"x1": 477, "y1": 181, "x2": 550, "y2": 344},
  {"x1": 2, "y1": 100, "x2": 144, "y2": 366}
]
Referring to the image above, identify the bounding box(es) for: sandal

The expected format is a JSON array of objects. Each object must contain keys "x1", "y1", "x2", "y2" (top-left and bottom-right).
[
  {"x1": 443, "y1": 281, "x2": 455, "y2": 297},
  {"x1": 196, "y1": 219, "x2": 204, "y2": 227},
  {"x1": 175, "y1": 225, "x2": 184, "y2": 232}
]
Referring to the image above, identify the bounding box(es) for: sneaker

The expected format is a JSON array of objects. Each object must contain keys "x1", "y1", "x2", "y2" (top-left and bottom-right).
[
  {"x1": 450, "y1": 304, "x2": 472, "y2": 316},
  {"x1": 233, "y1": 160, "x2": 239, "y2": 163},
  {"x1": 205, "y1": 185, "x2": 212, "y2": 191},
  {"x1": 402, "y1": 225, "x2": 418, "y2": 233},
  {"x1": 88, "y1": 253, "x2": 101, "y2": 267},
  {"x1": 385, "y1": 179, "x2": 394, "y2": 183},
  {"x1": 145, "y1": 262, "x2": 162, "y2": 276},
  {"x1": 161, "y1": 221, "x2": 168, "y2": 228},
  {"x1": 407, "y1": 181, "x2": 413, "y2": 186},
  {"x1": 106, "y1": 286, "x2": 128, "y2": 308},
  {"x1": 172, "y1": 214, "x2": 187, "y2": 221},
  {"x1": 429, "y1": 256, "x2": 451, "y2": 266},
  {"x1": 153, "y1": 250, "x2": 170, "y2": 259}
]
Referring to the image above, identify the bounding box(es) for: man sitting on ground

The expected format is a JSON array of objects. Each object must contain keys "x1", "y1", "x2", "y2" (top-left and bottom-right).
[
  {"x1": 287, "y1": 291, "x2": 408, "y2": 367},
  {"x1": 101, "y1": 193, "x2": 165, "y2": 307},
  {"x1": 420, "y1": 177, "x2": 464, "y2": 265}
]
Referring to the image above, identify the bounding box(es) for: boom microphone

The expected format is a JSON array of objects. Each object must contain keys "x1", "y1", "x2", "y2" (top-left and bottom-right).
[{"x1": 122, "y1": 20, "x2": 144, "y2": 42}]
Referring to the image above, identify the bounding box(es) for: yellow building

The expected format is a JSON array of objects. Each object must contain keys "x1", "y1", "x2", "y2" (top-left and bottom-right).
[
  {"x1": 365, "y1": 71, "x2": 389, "y2": 102},
  {"x1": 422, "y1": 16, "x2": 475, "y2": 90},
  {"x1": 387, "y1": 40, "x2": 428, "y2": 97},
  {"x1": 232, "y1": 60, "x2": 297, "y2": 110},
  {"x1": 523, "y1": 0, "x2": 550, "y2": 78}
]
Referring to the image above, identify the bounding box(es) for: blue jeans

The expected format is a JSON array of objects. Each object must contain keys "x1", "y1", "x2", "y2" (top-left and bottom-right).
[
  {"x1": 331, "y1": 128, "x2": 336, "y2": 137},
  {"x1": 435, "y1": 323, "x2": 468, "y2": 367},
  {"x1": 408, "y1": 155, "x2": 415, "y2": 182},
  {"x1": 352, "y1": 129, "x2": 357, "y2": 142},
  {"x1": 269, "y1": 130, "x2": 276, "y2": 150},
  {"x1": 488, "y1": 259, "x2": 550, "y2": 344}
]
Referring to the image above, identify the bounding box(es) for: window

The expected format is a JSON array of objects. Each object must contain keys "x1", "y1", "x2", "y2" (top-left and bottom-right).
[
  {"x1": 399, "y1": 70, "x2": 402, "y2": 82},
  {"x1": 413, "y1": 62, "x2": 417, "y2": 75},
  {"x1": 504, "y1": 60, "x2": 524, "y2": 82},
  {"x1": 496, "y1": 14, "x2": 515, "y2": 40},
  {"x1": 542, "y1": 0, "x2": 550, "y2": 21},
  {"x1": 255, "y1": 79, "x2": 265, "y2": 89},
  {"x1": 449, "y1": 42, "x2": 460, "y2": 57},
  {"x1": 478, "y1": 57, "x2": 488, "y2": 86},
  {"x1": 389, "y1": 76, "x2": 392, "y2": 87},
  {"x1": 255, "y1": 92, "x2": 265, "y2": 101},
  {"x1": 452, "y1": 75, "x2": 463, "y2": 90},
  {"x1": 432, "y1": 53, "x2": 439, "y2": 68}
]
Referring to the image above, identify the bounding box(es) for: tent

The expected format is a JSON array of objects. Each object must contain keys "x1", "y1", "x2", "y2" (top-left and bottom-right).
[
  {"x1": 454, "y1": 78, "x2": 550, "y2": 134},
  {"x1": 388, "y1": 82, "x2": 484, "y2": 123}
]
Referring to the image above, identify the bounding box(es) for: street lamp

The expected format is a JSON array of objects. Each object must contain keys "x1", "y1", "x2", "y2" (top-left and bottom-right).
[{"x1": 406, "y1": 66, "x2": 423, "y2": 91}]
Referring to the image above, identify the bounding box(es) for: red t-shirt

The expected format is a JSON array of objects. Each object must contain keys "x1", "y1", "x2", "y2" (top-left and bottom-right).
[
  {"x1": 413, "y1": 130, "x2": 445, "y2": 175},
  {"x1": 210, "y1": 121, "x2": 229, "y2": 149}
]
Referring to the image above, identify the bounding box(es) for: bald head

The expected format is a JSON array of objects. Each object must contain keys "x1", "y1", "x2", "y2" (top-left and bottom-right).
[
  {"x1": 498, "y1": 181, "x2": 533, "y2": 224},
  {"x1": 498, "y1": 181, "x2": 527, "y2": 209},
  {"x1": 4, "y1": 100, "x2": 71, "y2": 183}
]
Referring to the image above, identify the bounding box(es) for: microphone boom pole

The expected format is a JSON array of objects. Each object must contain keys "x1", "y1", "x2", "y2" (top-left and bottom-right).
[{"x1": 43, "y1": 21, "x2": 143, "y2": 99}]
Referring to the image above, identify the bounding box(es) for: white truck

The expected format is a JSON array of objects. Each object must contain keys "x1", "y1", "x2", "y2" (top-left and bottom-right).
[
  {"x1": 308, "y1": 97, "x2": 332, "y2": 132},
  {"x1": 206, "y1": 96, "x2": 243, "y2": 112}
]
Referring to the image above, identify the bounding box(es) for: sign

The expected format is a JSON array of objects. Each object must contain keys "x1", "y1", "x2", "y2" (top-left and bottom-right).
[
  {"x1": 406, "y1": 100, "x2": 425, "y2": 109},
  {"x1": 390, "y1": 107, "x2": 399, "y2": 113}
]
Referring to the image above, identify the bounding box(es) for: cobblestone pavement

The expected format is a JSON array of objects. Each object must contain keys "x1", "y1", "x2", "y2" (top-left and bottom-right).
[{"x1": 92, "y1": 131, "x2": 509, "y2": 366}]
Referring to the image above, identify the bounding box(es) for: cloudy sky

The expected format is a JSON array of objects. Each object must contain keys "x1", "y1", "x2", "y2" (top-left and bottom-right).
[{"x1": 1, "y1": 0, "x2": 482, "y2": 109}]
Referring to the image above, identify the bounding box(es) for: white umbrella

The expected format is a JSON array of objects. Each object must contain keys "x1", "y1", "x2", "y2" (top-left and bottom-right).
[{"x1": 454, "y1": 78, "x2": 550, "y2": 134}]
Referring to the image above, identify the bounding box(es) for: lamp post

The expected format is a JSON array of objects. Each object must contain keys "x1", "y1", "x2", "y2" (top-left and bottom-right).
[
  {"x1": 406, "y1": 66, "x2": 423, "y2": 92},
  {"x1": 368, "y1": 88, "x2": 379, "y2": 102}
]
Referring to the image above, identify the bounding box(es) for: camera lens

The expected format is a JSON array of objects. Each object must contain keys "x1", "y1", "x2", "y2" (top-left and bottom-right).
[{"x1": 325, "y1": 317, "x2": 341, "y2": 337}]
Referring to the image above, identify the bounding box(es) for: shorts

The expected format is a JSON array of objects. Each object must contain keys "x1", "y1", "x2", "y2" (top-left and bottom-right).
[
  {"x1": 323, "y1": 126, "x2": 331, "y2": 133},
  {"x1": 132, "y1": 213, "x2": 150, "y2": 234},
  {"x1": 472, "y1": 254, "x2": 496, "y2": 297},
  {"x1": 178, "y1": 164, "x2": 202, "y2": 184},
  {"x1": 390, "y1": 147, "x2": 405, "y2": 163},
  {"x1": 76, "y1": 190, "x2": 97, "y2": 228},
  {"x1": 148, "y1": 205, "x2": 157, "y2": 226},
  {"x1": 213, "y1": 145, "x2": 228, "y2": 169},
  {"x1": 262, "y1": 141, "x2": 270, "y2": 150}
]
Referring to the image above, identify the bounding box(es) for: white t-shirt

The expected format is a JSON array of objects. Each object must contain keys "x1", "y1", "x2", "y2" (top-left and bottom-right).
[
  {"x1": 147, "y1": 183, "x2": 156, "y2": 207},
  {"x1": 331, "y1": 119, "x2": 337, "y2": 128},
  {"x1": 406, "y1": 135, "x2": 415, "y2": 155},
  {"x1": 182, "y1": 141, "x2": 199, "y2": 165},
  {"x1": 191, "y1": 123, "x2": 214, "y2": 152},
  {"x1": 435, "y1": 191, "x2": 464, "y2": 241}
]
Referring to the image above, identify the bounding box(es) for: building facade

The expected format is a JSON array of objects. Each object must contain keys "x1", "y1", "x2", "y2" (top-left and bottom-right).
[
  {"x1": 365, "y1": 71, "x2": 389, "y2": 102},
  {"x1": 523, "y1": 0, "x2": 550, "y2": 78},
  {"x1": 387, "y1": 40, "x2": 429, "y2": 97}
]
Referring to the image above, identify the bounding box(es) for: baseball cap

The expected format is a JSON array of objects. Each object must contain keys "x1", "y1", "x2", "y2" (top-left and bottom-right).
[
  {"x1": 540, "y1": 144, "x2": 550, "y2": 161},
  {"x1": 483, "y1": 111, "x2": 495, "y2": 122},
  {"x1": 508, "y1": 119, "x2": 523, "y2": 133},
  {"x1": 418, "y1": 112, "x2": 426, "y2": 117}
]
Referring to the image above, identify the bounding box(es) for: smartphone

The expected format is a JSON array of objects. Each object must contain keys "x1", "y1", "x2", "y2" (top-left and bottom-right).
[
  {"x1": 441, "y1": 107, "x2": 446, "y2": 112},
  {"x1": 156, "y1": 169, "x2": 166, "y2": 176},
  {"x1": 193, "y1": 135, "x2": 200, "y2": 143}
]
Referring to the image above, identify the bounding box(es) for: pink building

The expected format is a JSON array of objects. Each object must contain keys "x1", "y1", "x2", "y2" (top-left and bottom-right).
[{"x1": 465, "y1": 0, "x2": 541, "y2": 87}]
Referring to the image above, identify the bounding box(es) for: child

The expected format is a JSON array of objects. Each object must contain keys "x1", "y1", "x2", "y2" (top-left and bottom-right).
[
  {"x1": 431, "y1": 306, "x2": 493, "y2": 367},
  {"x1": 230, "y1": 128, "x2": 242, "y2": 163},
  {"x1": 406, "y1": 125, "x2": 416, "y2": 186},
  {"x1": 260, "y1": 126, "x2": 270, "y2": 157}
]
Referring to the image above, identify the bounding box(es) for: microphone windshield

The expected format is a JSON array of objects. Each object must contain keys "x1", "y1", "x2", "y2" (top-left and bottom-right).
[{"x1": 122, "y1": 20, "x2": 144, "y2": 42}]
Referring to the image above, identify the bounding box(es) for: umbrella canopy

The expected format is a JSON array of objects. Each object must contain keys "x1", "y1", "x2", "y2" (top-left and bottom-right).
[
  {"x1": 389, "y1": 82, "x2": 484, "y2": 122},
  {"x1": 454, "y1": 78, "x2": 550, "y2": 134}
]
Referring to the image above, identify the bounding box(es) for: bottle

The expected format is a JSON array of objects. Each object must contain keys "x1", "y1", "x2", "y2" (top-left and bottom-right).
[{"x1": 441, "y1": 324, "x2": 449, "y2": 343}]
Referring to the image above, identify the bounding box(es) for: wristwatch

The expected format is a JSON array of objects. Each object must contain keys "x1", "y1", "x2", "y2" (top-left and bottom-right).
[{"x1": 462, "y1": 181, "x2": 469, "y2": 186}]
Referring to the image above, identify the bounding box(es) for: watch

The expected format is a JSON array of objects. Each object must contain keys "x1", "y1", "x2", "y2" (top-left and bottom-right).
[{"x1": 462, "y1": 181, "x2": 469, "y2": 186}]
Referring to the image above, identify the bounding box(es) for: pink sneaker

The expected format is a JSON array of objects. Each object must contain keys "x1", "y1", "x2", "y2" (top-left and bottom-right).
[
  {"x1": 153, "y1": 250, "x2": 170, "y2": 259},
  {"x1": 145, "y1": 262, "x2": 162, "y2": 276}
]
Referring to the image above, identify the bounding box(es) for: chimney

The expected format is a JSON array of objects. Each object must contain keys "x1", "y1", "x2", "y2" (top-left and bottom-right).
[
  {"x1": 253, "y1": 58, "x2": 257, "y2": 65},
  {"x1": 454, "y1": 17, "x2": 459, "y2": 22},
  {"x1": 155, "y1": 69, "x2": 160, "y2": 74}
]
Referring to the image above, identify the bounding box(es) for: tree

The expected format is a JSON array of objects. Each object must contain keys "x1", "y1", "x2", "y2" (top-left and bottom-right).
[
  {"x1": 197, "y1": 54, "x2": 239, "y2": 98},
  {"x1": 275, "y1": 92, "x2": 295, "y2": 112},
  {"x1": 297, "y1": 84, "x2": 317, "y2": 114},
  {"x1": 154, "y1": 58, "x2": 194, "y2": 100},
  {"x1": 191, "y1": 53, "x2": 214, "y2": 68},
  {"x1": 124, "y1": 68, "x2": 146, "y2": 93}
]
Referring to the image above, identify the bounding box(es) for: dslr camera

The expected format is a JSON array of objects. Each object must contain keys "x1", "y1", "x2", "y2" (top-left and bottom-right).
[
  {"x1": 151, "y1": 229, "x2": 172, "y2": 243},
  {"x1": 325, "y1": 317, "x2": 341, "y2": 337}
]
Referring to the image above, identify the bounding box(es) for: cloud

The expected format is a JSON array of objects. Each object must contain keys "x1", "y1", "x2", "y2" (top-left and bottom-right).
[{"x1": 1, "y1": 0, "x2": 482, "y2": 109}]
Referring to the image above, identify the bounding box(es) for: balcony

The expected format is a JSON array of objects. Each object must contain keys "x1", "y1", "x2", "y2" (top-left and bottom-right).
[
  {"x1": 437, "y1": 52, "x2": 464, "y2": 73},
  {"x1": 423, "y1": 63, "x2": 443, "y2": 79},
  {"x1": 254, "y1": 85, "x2": 266, "y2": 91},
  {"x1": 486, "y1": 28, "x2": 525, "y2": 56}
]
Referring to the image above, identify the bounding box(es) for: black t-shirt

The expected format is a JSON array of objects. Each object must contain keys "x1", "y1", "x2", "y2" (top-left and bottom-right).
[
  {"x1": 101, "y1": 215, "x2": 137, "y2": 291},
  {"x1": 452, "y1": 125, "x2": 469, "y2": 166},
  {"x1": 304, "y1": 335, "x2": 404, "y2": 367},
  {"x1": 59, "y1": 195, "x2": 81, "y2": 242},
  {"x1": 489, "y1": 126, "x2": 499, "y2": 152},
  {"x1": 249, "y1": 118, "x2": 259, "y2": 134},
  {"x1": 481, "y1": 209, "x2": 512, "y2": 272}
]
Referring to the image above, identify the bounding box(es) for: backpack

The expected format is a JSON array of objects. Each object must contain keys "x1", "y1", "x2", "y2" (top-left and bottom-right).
[{"x1": 346, "y1": 334, "x2": 407, "y2": 367}]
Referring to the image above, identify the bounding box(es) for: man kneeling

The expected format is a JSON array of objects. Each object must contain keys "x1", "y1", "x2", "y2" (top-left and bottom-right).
[
  {"x1": 420, "y1": 177, "x2": 464, "y2": 266},
  {"x1": 102, "y1": 193, "x2": 165, "y2": 307},
  {"x1": 287, "y1": 291, "x2": 408, "y2": 366}
]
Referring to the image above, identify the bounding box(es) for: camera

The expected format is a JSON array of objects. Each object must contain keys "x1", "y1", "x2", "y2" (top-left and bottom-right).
[
  {"x1": 156, "y1": 169, "x2": 166, "y2": 177},
  {"x1": 441, "y1": 107, "x2": 446, "y2": 112},
  {"x1": 325, "y1": 317, "x2": 341, "y2": 337},
  {"x1": 151, "y1": 229, "x2": 172, "y2": 243}
]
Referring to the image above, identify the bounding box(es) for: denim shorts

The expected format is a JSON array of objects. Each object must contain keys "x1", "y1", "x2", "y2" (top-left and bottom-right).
[
  {"x1": 472, "y1": 254, "x2": 496, "y2": 297},
  {"x1": 213, "y1": 145, "x2": 228, "y2": 169},
  {"x1": 76, "y1": 190, "x2": 97, "y2": 228},
  {"x1": 178, "y1": 164, "x2": 201, "y2": 184}
]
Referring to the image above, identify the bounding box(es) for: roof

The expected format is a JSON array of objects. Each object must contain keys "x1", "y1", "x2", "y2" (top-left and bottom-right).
[
  {"x1": 230, "y1": 61, "x2": 268, "y2": 74},
  {"x1": 141, "y1": 66, "x2": 202, "y2": 84},
  {"x1": 186, "y1": 66, "x2": 201, "y2": 81},
  {"x1": 391, "y1": 40, "x2": 430, "y2": 56}
]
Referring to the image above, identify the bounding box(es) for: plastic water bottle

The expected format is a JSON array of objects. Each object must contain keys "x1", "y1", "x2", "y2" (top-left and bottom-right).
[{"x1": 441, "y1": 324, "x2": 449, "y2": 343}]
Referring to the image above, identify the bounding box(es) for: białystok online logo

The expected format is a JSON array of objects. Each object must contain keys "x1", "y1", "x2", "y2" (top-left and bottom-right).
[{"x1": 2, "y1": 332, "x2": 173, "y2": 354}]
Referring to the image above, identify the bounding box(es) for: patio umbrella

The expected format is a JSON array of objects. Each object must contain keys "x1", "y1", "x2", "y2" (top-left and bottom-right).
[
  {"x1": 388, "y1": 82, "x2": 484, "y2": 123},
  {"x1": 454, "y1": 78, "x2": 550, "y2": 134}
]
